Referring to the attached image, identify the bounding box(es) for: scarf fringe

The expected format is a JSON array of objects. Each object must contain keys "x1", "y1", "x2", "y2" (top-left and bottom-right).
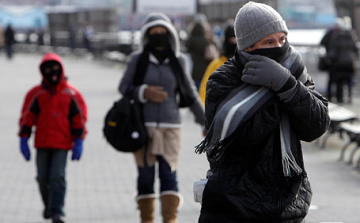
[
  {"x1": 282, "y1": 154, "x2": 303, "y2": 177},
  {"x1": 195, "y1": 138, "x2": 209, "y2": 154},
  {"x1": 195, "y1": 137, "x2": 225, "y2": 161}
]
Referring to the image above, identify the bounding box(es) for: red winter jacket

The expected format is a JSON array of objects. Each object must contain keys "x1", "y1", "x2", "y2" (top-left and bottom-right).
[{"x1": 19, "y1": 53, "x2": 87, "y2": 150}]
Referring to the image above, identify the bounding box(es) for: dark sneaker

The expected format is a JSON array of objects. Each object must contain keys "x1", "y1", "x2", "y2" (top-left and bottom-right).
[{"x1": 52, "y1": 216, "x2": 65, "y2": 223}]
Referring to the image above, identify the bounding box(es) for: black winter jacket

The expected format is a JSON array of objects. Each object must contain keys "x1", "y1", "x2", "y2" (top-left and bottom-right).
[{"x1": 199, "y1": 51, "x2": 330, "y2": 223}]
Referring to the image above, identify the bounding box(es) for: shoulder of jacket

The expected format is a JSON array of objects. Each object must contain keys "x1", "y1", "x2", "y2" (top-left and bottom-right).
[
  {"x1": 175, "y1": 53, "x2": 188, "y2": 67},
  {"x1": 60, "y1": 83, "x2": 82, "y2": 97},
  {"x1": 26, "y1": 85, "x2": 43, "y2": 96},
  {"x1": 209, "y1": 58, "x2": 240, "y2": 81},
  {"x1": 127, "y1": 50, "x2": 142, "y2": 63}
]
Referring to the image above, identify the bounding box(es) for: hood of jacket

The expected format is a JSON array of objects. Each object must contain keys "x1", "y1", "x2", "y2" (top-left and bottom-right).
[
  {"x1": 139, "y1": 13, "x2": 181, "y2": 57},
  {"x1": 39, "y1": 52, "x2": 66, "y2": 88}
]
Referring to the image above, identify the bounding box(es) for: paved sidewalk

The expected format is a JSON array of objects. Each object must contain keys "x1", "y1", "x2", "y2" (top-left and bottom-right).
[
  {"x1": 0, "y1": 53, "x2": 359, "y2": 223},
  {"x1": 0, "y1": 53, "x2": 208, "y2": 223}
]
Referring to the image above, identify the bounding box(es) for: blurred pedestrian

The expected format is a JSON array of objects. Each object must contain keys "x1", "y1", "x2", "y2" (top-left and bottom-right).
[
  {"x1": 18, "y1": 52, "x2": 88, "y2": 223},
  {"x1": 37, "y1": 29, "x2": 44, "y2": 46},
  {"x1": 199, "y1": 22, "x2": 236, "y2": 106},
  {"x1": 69, "y1": 25, "x2": 77, "y2": 50},
  {"x1": 0, "y1": 23, "x2": 4, "y2": 53},
  {"x1": 118, "y1": 13, "x2": 205, "y2": 223},
  {"x1": 321, "y1": 17, "x2": 358, "y2": 103},
  {"x1": 4, "y1": 24, "x2": 15, "y2": 59},
  {"x1": 186, "y1": 14, "x2": 218, "y2": 90},
  {"x1": 196, "y1": 2, "x2": 330, "y2": 223},
  {"x1": 83, "y1": 24, "x2": 94, "y2": 53}
]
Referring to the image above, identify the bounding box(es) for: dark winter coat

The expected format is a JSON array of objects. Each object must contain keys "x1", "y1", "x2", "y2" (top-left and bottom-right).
[
  {"x1": 186, "y1": 22, "x2": 211, "y2": 81},
  {"x1": 4, "y1": 26, "x2": 15, "y2": 46},
  {"x1": 199, "y1": 49, "x2": 330, "y2": 223},
  {"x1": 321, "y1": 29, "x2": 358, "y2": 79}
]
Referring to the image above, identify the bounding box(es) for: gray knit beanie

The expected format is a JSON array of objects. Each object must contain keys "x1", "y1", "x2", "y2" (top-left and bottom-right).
[{"x1": 234, "y1": 1, "x2": 288, "y2": 50}]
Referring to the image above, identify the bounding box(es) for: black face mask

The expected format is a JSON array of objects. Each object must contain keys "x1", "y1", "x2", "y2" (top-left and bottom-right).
[
  {"x1": 223, "y1": 41, "x2": 237, "y2": 58},
  {"x1": 248, "y1": 40, "x2": 289, "y2": 61},
  {"x1": 148, "y1": 33, "x2": 169, "y2": 48},
  {"x1": 41, "y1": 61, "x2": 62, "y2": 86},
  {"x1": 44, "y1": 71, "x2": 62, "y2": 86}
]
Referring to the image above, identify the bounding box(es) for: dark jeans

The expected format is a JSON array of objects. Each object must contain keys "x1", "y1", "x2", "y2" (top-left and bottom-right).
[
  {"x1": 137, "y1": 156, "x2": 178, "y2": 195},
  {"x1": 36, "y1": 149, "x2": 68, "y2": 217}
]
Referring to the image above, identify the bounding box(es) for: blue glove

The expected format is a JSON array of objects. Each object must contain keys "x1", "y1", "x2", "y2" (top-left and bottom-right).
[
  {"x1": 72, "y1": 138, "x2": 83, "y2": 161},
  {"x1": 20, "y1": 137, "x2": 31, "y2": 161}
]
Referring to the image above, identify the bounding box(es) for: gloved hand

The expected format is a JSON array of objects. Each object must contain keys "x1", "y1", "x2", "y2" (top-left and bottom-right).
[
  {"x1": 72, "y1": 138, "x2": 83, "y2": 161},
  {"x1": 20, "y1": 137, "x2": 31, "y2": 161},
  {"x1": 242, "y1": 55, "x2": 296, "y2": 92}
]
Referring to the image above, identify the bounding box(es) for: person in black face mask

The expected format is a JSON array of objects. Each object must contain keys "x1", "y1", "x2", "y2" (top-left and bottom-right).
[
  {"x1": 197, "y1": 2, "x2": 330, "y2": 223},
  {"x1": 118, "y1": 13, "x2": 205, "y2": 223},
  {"x1": 18, "y1": 52, "x2": 88, "y2": 223},
  {"x1": 199, "y1": 22, "x2": 236, "y2": 106}
]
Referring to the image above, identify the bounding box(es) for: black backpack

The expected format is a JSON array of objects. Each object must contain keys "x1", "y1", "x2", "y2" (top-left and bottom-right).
[
  {"x1": 103, "y1": 49, "x2": 151, "y2": 152},
  {"x1": 103, "y1": 96, "x2": 148, "y2": 152}
]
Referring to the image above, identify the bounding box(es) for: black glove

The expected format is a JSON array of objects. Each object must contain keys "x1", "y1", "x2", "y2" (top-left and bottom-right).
[{"x1": 242, "y1": 55, "x2": 296, "y2": 92}]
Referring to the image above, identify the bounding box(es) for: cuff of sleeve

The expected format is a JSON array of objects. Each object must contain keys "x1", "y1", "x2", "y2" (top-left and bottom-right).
[
  {"x1": 278, "y1": 75, "x2": 297, "y2": 93},
  {"x1": 138, "y1": 84, "x2": 148, "y2": 103},
  {"x1": 277, "y1": 81, "x2": 298, "y2": 102},
  {"x1": 19, "y1": 125, "x2": 32, "y2": 138}
]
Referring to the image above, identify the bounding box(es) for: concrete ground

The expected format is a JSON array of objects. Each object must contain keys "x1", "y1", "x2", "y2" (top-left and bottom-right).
[{"x1": 0, "y1": 52, "x2": 359, "y2": 223}]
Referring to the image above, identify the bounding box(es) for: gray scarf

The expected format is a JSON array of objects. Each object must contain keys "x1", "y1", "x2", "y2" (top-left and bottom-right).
[{"x1": 196, "y1": 45, "x2": 310, "y2": 177}]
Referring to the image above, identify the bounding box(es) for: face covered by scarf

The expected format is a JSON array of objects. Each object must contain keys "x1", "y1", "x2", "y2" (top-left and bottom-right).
[{"x1": 248, "y1": 40, "x2": 289, "y2": 61}]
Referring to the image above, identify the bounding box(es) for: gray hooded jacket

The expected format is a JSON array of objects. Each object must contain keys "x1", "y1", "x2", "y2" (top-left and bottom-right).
[{"x1": 119, "y1": 13, "x2": 205, "y2": 128}]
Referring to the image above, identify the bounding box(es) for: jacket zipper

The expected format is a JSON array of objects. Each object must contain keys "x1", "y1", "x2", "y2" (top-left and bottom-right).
[{"x1": 156, "y1": 65, "x2": 162, "y2": 128}]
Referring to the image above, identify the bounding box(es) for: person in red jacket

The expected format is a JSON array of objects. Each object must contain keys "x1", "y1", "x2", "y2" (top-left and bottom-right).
[{"x1": 18, "y1": 52, "x2": 87, "y2": 223}]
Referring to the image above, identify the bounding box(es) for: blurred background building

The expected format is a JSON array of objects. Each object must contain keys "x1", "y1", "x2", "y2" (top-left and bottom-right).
[{"x1": 0, "y1": 0, "x2": 358, "y2": 57}]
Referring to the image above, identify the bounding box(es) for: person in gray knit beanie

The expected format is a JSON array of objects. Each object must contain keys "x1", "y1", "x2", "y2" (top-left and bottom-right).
[{"x1": 196, "y1": 1, "x2": 330, "y2": 223}]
